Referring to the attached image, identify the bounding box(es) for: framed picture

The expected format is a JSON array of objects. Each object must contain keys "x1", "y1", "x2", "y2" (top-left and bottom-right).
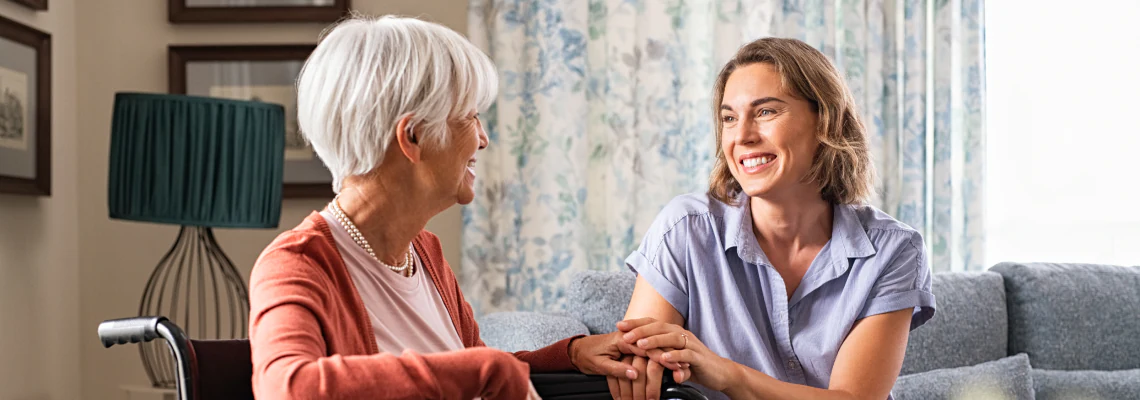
[
  {"x1": 7, "y1": 0, "x2": 48, "y2": 11},
  {"x1": 169, "y1": 44, "x2": 332, "y2": 199},
  {"x1": 168, "y1": 0, "x2": 350, "y2": 24},
  {"x1": 0, "y1": 15, "x2": 51, "y2": 196}
]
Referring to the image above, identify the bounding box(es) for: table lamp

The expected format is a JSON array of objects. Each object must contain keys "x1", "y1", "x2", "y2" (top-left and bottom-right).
[{"x1": 106, "y1": 92, "x2": 284, "y2": 388}]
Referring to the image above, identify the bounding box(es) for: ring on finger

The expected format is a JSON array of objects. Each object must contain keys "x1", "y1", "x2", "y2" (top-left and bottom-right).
[{"x1": 680, "y1": 332, "x2": 688, "y2": 349}]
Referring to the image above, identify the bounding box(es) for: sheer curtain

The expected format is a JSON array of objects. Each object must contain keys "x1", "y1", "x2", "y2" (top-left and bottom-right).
[{"x1": 463, "y1": 0, "x2": 985, "y2": 315}]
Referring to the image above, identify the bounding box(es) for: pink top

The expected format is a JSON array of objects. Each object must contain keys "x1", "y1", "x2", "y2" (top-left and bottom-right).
[{"x1": 321, "y1": 211, "x2": 465, "y2": 355}]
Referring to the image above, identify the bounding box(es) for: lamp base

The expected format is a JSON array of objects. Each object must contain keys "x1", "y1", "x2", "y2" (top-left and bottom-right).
[{"x1": 138, "y1": 226, "x2": 249, "y2": 388}]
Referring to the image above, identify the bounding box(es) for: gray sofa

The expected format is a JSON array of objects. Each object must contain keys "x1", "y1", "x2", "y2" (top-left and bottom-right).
[{"x1": 478, "y1": 262, "x2": 1140, "y2": 399}]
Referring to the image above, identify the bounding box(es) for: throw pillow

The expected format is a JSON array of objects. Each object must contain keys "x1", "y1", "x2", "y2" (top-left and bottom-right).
[
  {"x1": 1033, "y1": 368, "x2": 1140, "y2": 400},
  {"x1": 478, "y1": 311, "x2": 590, "y2": 352},
  {"x1": 893, "y1": 353, "x2": 1034, "y2": 400}
]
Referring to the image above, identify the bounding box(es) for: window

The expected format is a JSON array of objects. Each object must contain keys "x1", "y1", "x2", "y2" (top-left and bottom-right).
[{"x1": 985, "y1": 0, "x2": 1140, "y2": 266}]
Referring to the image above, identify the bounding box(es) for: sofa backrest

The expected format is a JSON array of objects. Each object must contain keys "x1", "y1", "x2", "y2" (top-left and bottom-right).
[
  {"x1": 566, "y1": 270, "x2": 637, "y2": 334},
  {"x1": 990, "y1": 262, "x2": 1140, "y2": 371},
  {"x1": 900, "y1": 271, "x2": 1010, "y2": 375}
]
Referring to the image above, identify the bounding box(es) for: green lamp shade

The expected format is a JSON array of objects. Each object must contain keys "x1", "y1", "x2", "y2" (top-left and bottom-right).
[{"x1": 108, "y1": 92, "x2": 285, "y2": 228}]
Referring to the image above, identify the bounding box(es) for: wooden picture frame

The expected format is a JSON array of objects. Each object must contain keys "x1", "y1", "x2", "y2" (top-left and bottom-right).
[
  {"x1": 0, "y1": 14, "x2": 51, "y2": 196},
  {"x1": 169, "y1": 44, "x2": 333, "y2": 199},
  {"x1": 168, "y1": 0, "x2": 350, "y2": 24},
  {"x1": 7, "y1": 0, "x2": 48, "y2": 11}
]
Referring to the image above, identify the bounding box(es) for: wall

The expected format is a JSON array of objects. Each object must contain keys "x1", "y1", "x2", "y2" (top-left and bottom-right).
[
  {"x1": 76, "y1": 1, "x2": 467, "y2": 399},
  {"x1": 0, "y1": 0, "x2": 80, "y2": 399},
  {"x1": 0, "y1": 0, "x2": 79, "y2": 400}
]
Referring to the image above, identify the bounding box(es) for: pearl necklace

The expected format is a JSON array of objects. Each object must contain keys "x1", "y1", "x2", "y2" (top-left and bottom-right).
[{"x1": 328, "y1": 196, "x2": 415, "y2": 277}]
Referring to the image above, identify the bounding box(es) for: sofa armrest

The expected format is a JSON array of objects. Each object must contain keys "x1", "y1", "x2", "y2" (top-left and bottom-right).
[{"x1": 478, "y1": 311, "x2": 590, "y2": 352}]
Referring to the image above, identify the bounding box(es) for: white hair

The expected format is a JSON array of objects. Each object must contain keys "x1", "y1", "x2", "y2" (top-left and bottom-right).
[{"x1": 296, "y1": 14, "x2": 499, "y2": 193}]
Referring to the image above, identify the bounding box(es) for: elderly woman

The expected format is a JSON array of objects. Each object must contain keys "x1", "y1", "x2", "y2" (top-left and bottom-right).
[
  {"x1": 610, "y1": 38, "x2": 937, "y2": 400},
  {"x1": 249, "y1": 15, "x2": 638, "y2": 400}
]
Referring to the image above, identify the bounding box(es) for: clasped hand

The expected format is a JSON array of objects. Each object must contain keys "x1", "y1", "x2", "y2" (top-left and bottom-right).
[{"x1": 605, "y1": 317, "x2": 736, "y2": 400}]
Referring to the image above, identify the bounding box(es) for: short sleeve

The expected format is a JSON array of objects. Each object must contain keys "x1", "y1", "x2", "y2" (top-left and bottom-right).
[
  {"x1": 858, "y1": 230, "x2": 937, "y2": 330},
  {"x1": 624, "y1": 213, "x2": 697, "y2": 320}
]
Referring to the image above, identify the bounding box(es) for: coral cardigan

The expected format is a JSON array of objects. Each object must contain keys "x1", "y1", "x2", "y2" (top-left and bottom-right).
[{"x1": 249, "y1": 212, "x2": 580, "y2": 399}]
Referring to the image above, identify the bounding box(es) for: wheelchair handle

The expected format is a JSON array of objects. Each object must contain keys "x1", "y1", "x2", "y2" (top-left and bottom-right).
[
  {"x1": 97, "y1": 316, "x2": 195, "y2": 400},
  {"x1": 98, "y1": 316, "x2": 166, "y2": 347}
]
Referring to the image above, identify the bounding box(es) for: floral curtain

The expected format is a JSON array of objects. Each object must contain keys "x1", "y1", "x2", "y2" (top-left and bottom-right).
[{"x1": 463, "y1": 0, "x2": 985, "y2": 315}]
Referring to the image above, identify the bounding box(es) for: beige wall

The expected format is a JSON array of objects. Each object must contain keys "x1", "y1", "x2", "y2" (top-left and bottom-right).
[
  {"x1": 73, "y1": 1, "x2": 467, "y2": 399},
  {"x1": 0, "y1": 0, "x2": 80, "y2": 399}
]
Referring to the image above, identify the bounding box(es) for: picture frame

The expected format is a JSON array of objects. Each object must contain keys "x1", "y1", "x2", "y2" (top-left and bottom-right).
[
  {"x1": 168, "y1": 0, "x2": 350, "y2": 24},
  {"x1": 7, "y1": 0, "x2": 48, "y2": 11},
  {"x1": 0, "y1": 14, "x2": 51, "y2": 196},
  {"x1": 169, "y1": 44, "x2": 333, "y2": 199}
]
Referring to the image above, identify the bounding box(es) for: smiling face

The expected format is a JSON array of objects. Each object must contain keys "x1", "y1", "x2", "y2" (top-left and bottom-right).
[
  {"x1": 420, "y1": 112, "x2": 488, "y2": 206},
  {"x1": 718, "y1": 63, "x2": 822, "y2": 202}
]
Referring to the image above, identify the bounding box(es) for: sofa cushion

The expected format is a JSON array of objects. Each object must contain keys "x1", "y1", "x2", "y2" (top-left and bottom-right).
[
  {"x1": 565, "y1": 270, "x2": 636, "y2": 334},
  {"x1": 991, "y1": 262, "x2": 1140, "y2": 370},
  {"x1": 900, "y1": 271, "x2": 1008, "y2": 375},
  {"x1": 893, "y1": 353, "x2": 1034, "y2": 400},
  {"x1": 1032, "y1": 368, "x2": 1140, "y2": 400},
  {"x1": 477, "y1": 311, "x2": 590, "y2": 352}
]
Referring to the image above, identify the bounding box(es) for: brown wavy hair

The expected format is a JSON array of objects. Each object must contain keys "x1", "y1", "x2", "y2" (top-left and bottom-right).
[{"x1": 709, "y1": 38, "x2": 874, "y2": 205}]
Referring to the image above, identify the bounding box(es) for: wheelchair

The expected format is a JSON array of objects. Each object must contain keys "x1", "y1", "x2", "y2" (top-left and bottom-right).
[{"x1": 98, "y1": 316, "x2": 708, "y2": 400}]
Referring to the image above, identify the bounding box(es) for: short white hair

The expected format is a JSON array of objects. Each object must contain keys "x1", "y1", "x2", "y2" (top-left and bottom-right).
[{"x1": 296, "y1": 14, "x2": 498, "y2": 193}]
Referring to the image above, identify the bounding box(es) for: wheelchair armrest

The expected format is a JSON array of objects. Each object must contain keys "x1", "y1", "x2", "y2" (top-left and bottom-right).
[
  {"x1": 663, "y1": 384, "x2": 707, "y2": 400},
  {"x1": 530, "y1": 371, "x2": 708, "y2": 400}
]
